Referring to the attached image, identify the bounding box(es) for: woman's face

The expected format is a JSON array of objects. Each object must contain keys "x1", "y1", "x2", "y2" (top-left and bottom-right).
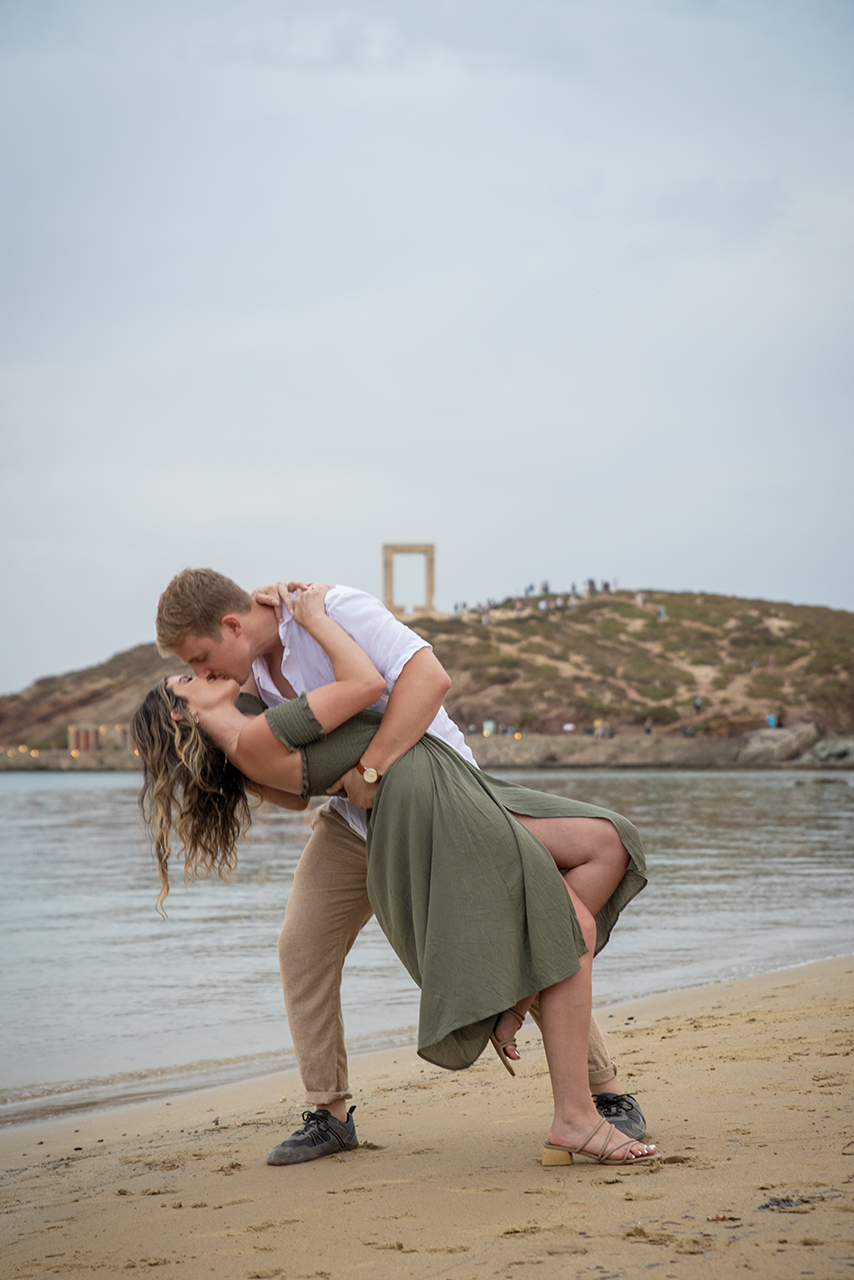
[{"x1": 167, "y1": 674, "x2": 240, "y2": 721}]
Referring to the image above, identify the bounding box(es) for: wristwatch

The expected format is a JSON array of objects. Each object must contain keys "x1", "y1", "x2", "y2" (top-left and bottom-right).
[{"x1": 356, "y1": 760, "x2": 381, "y2": 784}]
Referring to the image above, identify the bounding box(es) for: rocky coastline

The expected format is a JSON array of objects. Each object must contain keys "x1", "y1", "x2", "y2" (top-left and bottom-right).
[{"x1": 3, "y1": 724, "x2": 853, "y2": 773}]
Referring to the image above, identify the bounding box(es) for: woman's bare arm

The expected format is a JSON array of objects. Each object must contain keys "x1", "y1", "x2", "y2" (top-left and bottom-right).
[
  {"x1": 291, "y1": 586, "x2": 386, "y2": 731},
  {"x1": 258, "y1": 784, "x2": 310, "y2": 811},
  {"x1": 227, "y1": 716, "x2": 306, "y2": 791},
  {"x1": 230, "y1": 584, "x2": 386, "y2": 783}
]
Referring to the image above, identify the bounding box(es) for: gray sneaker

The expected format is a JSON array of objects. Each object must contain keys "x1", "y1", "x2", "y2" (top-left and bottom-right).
[
  {"x1": 266, "y1": 1106, "x2": 358, "y2": 1166},
  {"x1": 593, "y1": 1093, "x2": 646, "y2": 1140}
]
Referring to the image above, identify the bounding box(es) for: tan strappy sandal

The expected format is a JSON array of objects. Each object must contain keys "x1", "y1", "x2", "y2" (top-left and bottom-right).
[
  {"x1": 542, "y1": 1117, "x2": 657, "y2": 1166},
  {"x1": 490, "y1": 1007, "x2": 525, "y2": 1077}
]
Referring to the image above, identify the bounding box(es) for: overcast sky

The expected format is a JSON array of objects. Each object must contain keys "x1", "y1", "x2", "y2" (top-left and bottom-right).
[{"x1": 1, "y1": 0, "x2": 852, "y2": 693}]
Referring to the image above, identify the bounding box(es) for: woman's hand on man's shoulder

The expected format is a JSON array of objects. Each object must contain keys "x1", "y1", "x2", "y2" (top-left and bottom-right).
[
  {"x1": 292, "y1": 584, "x2": 334, "y2": 627},
  {"x1": 252, "y1": 580, "x2": 313, "y2": 621}
]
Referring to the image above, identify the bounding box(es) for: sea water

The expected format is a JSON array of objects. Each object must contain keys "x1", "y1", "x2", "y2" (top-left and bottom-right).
[{"x1": 1, "y1": 769, "x2": 852, "y2": 1124}]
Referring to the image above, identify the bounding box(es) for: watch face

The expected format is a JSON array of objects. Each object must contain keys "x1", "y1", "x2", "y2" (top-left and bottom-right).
[{"x1": 363, "y1": 768, "x2": 379, "y2": 784}]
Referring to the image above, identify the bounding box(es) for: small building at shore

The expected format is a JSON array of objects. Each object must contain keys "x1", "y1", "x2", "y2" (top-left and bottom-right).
[{"x1": 68, "y1": 723, "x2": 133, "y2": 754}]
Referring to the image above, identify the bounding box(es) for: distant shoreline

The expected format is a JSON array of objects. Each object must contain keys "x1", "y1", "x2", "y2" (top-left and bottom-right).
[{"x1": 1, "y1": 729, "x2": 852, "y2": 772}]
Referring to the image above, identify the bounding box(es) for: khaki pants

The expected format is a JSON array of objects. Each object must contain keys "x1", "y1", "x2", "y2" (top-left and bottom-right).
[{"x1": 279, "y1": 807, "x2": 618, "y2": 1107}]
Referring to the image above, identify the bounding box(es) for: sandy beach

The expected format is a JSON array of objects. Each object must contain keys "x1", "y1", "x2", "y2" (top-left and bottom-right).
[{"x1": 2, "y1": 956, "x2": 852, "y2": 1278}]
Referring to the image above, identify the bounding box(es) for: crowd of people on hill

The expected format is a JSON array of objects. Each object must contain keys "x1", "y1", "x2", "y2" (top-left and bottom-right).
[{"x1": 454, "y1": 577, "x2": 620, "y2": 623}]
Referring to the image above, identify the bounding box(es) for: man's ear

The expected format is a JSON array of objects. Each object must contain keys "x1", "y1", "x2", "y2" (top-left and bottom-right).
[
  {"x1": 170, "y1": 709, "x2": 184, "y2": 722},
  {"x1": 221, "y1": 614, "x2": 244, "y2": 637}
]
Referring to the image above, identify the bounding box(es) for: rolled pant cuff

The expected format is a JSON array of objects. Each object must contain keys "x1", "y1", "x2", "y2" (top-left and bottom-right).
[
  {"x1": 588, "y1": 1064, "x2": 618, "y2": 1087},
  {"x1": 304, "y1": 1091, "x2": 353, "y2": 1108}
]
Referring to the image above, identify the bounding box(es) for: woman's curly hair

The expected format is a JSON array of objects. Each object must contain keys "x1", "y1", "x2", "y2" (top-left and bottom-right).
[{"x1": 132, "y1": 679, "x2": 260, "y2": 914}]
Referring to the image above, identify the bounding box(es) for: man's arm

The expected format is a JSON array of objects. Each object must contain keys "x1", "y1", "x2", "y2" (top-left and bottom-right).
[{"x1": 327, "y1": 648, "x2": 451, "y2": 808}]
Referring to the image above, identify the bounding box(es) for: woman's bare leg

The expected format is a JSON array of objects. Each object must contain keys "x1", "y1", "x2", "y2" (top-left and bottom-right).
[
  {"x1": 494, "y1": 814, "x2": 629, "y2": 1068},
  {"x1": 511, "y1": 814, "x2": 629, "y2": 916},
  {"x1": 540, "y1": 882, "x2": 655, "y2": 1160}
]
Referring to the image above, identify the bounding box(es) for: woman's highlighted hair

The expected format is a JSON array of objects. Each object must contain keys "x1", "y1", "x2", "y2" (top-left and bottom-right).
[{"x1": 132, "y1": 679, "x2": 258, "y2": 914}]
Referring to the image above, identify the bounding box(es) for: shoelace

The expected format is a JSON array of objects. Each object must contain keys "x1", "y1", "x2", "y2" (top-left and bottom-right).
[
  {"x1": 597, "y1": 1095, "x2": 636, "y2": 1117},
  {"x1": 297, "y1": 1109, "x2": 347, "y2": 1149}
]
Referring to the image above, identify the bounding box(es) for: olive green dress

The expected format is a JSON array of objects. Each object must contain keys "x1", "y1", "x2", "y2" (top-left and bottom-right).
[{"x1": 254, "y1": 695, "x2": 647, "y2": 1073}]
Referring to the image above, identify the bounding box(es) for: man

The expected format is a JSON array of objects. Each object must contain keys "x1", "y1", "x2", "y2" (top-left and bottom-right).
[{"x1": 156, "y1": 568, "x2": 646, "y2": 1164}]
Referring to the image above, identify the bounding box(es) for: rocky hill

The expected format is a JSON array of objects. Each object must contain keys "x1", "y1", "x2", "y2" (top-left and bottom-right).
[
  {"x1": 422, "y1": 588, "x2": 854, "y2": 738},
  {"x1": 1, "y1": 588, "x2": 852, "y2": 754},
  {"x1": 0, "y1": 645, "x2": 188, "y2": 750}
]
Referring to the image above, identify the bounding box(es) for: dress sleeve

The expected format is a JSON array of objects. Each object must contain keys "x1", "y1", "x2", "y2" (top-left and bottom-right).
[
  {"x1": 236, "y1": 692, "x2": 268, "y2": 717},
  {"x1": 264, "y1": 693, "x2": 327, "y2": 750},
  {"x1": 260, "y1": 704, "x2": 384, "y2": 799}
]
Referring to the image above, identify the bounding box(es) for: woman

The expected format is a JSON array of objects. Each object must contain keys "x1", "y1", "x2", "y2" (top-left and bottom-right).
[{"x1": 133, "y1": 586, "x2": 655, "y2": 1166}]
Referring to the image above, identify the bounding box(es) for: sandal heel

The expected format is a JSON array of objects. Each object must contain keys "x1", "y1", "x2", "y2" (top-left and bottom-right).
[
  {"x1": 542, "y1": 1143, "x2": 573, "y2": 1167},
  {"x1": 490, "y1": 1007, "x2": 525, "y2": 1077}
]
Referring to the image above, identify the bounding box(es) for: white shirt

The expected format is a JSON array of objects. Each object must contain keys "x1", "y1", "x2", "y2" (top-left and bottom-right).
[{"x1": 251, "y1": 585, "x2": 475, "y2": 839}]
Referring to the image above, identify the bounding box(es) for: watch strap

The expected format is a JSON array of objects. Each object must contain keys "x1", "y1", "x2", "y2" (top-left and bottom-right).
[{"x1": 356, "y1": 760, "x2": 381, "y2": 783}]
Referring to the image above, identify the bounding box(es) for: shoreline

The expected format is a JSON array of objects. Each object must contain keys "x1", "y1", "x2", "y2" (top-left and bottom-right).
[
  {"x1": 5, "y1": 949, "x2": 853, "y2": 1132},
  {"x1": 2, "y1": 754, "x2": 852, "y2": 774},
  {"x1": 3, "y1": 956, "x2": 852, "y2": 1278},
  {"x1": 3, "y1": 728, "x2": 853, "y2": 773}
]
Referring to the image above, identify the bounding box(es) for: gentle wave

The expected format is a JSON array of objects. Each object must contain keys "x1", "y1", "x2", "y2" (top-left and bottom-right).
[{"x1": 0, "y1": 1025, "x2": 420, "y2": 1126}]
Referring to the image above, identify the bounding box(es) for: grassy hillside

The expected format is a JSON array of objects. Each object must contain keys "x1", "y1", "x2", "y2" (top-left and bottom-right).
[
  {"x1": 418, "y1": 589, "x2": 854, "y2": 737},
  {"x1": 1, "y1": 589, "x2": 852, "y2": 750}
]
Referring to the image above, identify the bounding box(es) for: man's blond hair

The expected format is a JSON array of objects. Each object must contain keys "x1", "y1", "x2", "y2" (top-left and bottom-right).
[{"x1": 156, "y1": 568, "x2": 253, "y2": 655}]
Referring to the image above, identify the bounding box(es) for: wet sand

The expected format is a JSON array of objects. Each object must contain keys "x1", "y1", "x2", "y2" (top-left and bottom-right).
[{"x1": 2, "y1": 956, "x2": 852, "y2": 1278}]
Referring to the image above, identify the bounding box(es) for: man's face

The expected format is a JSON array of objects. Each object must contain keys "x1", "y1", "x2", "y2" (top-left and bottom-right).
[{"x1": 174, "y1": 620, "x2": 252, "y2": 684}]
